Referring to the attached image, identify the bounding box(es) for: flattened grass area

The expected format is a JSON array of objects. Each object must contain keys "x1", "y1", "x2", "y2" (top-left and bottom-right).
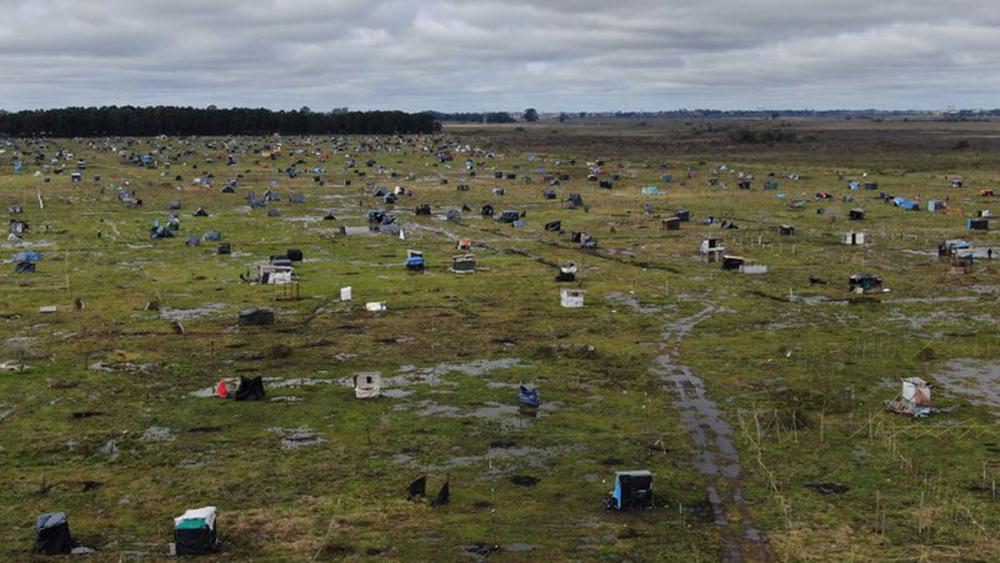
[{"x1": 0, "y1": 119, "x2": 998, "y2": 561}]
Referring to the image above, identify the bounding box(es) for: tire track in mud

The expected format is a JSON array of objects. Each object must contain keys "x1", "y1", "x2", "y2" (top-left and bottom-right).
[{"x1": 654, "y1": 307, "x2": 772, "y2": 562}]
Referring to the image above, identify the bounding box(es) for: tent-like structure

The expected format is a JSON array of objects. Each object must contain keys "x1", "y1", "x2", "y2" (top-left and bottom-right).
[
  {"x1": 34, "y1": 512, "x2": 73, "y2": 555},
  {"x1": 174, "y1": 506, "x2": 220, "y2": 556},
  {"x1": 234, "y1": 376, "x2": 265, "y2": 401}
]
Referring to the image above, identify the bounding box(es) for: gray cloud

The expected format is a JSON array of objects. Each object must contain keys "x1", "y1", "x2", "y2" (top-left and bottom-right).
[{"x1": 1, "y1": 0, "x2": 999, "y2": 111}]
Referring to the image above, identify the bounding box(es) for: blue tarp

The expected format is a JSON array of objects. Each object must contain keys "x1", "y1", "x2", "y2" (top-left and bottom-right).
[
  {"x1": 14, "y1": 251, "x2": 40, "y2": 262},
  {"x1": 519, "y1": 385, "x2": 540, "y2": 407}
]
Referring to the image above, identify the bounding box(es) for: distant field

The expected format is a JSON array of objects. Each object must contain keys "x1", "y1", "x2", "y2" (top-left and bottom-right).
[{"x1": 0, "y1": 120, "x2": 997, "y2": 561}]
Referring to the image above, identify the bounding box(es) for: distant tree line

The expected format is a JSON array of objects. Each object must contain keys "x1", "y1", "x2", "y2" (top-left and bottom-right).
[
  {"x1": 428, "y1": 111, "x2": 515, "y2": 123},
  {"x1": 0, "y1": 106, "x2": 440, "y2": 137}
]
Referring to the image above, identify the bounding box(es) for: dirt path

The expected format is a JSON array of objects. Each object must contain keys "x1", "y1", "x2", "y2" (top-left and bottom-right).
[{"x1": 654, "y1": 307, "x2": 772, "y2": 562}]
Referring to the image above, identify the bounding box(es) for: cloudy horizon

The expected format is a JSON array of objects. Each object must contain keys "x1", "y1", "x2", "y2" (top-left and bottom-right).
[{"x1": 3, "y1": 0, "x2": 1000, "y2": 112}]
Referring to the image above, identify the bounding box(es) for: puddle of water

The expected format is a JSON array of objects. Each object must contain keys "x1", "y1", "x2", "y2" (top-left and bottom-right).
[
  {"x1": 934, "y1": 359, "x2": 1000, "y2": 414},
  {"x1": 605, "y1": 291, "x2": 664, "y2": 314},
  {"x1": 653, "y1": 307, "x2": 769, "y2": 559}
]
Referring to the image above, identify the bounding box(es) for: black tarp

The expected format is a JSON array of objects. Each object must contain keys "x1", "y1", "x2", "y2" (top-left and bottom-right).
[
  {"x1": 175, "y1": 527, "x2": 219, "y2": 556},
  {"x1": 286, "y1": 248, "x2": 303, "y2": 262},
  {"x1": 544, "y1": 220, "x2": 561, "y2": 232},
  {"x1": 234, "y1": 376, "x2": 265, "y2": 401},
  {"x1": 34, "y1": 512, "x2": 73, "y2": 555},
  {"x1": 431, "y1": 480, "x2": 450, "y2": 507},
  {"x1": 407, "y1": 476, "x2": 426, "y2": 499},
  {"x1": 238, "y1": 308, "x2": 274, "y2": 326}
]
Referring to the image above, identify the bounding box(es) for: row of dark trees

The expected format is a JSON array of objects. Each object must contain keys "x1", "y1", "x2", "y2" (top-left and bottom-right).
[
  {"x1": 0, "y1": 106, "x2": 440, "y2": 137},
  {"x1": 428, "y1": 111, "x2": 516, "y2": 123}
]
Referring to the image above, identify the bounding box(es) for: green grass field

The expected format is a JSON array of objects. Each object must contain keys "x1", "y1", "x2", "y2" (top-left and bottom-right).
[{"x1": 1, "y1": 120, "x2": 997, "y2": 561}]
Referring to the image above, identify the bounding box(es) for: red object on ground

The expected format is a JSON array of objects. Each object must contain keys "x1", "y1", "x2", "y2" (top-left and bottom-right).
[{"x1": 216, "y1": 379, "x2": 229, "y2": 399}]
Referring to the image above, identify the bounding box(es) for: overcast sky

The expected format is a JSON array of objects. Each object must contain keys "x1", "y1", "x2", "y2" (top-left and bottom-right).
[{"x1": 2, "y1": 0, "x2": 1000, "y2": 112}]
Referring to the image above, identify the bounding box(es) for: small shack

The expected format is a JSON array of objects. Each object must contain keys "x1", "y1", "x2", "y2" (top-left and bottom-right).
[
  {"x1": 354, "y1": 373, "x2": 382, "y2": 399},
  {"x1": 849, "y1": 208, "x2": 865, "y2": 221},
  {"x1": 34, "y1": 512, "x2": 73, "y2": 555},
  {"x1": 662, "y1": 216, "x2": 681, "y2": 231},
  {"x1": 451, "y1": 254, "x2": 476, "y2": 273},
  {"x1": 406, "y1": 250, "x2": 425, "y2": 272},
  {"x1": 848, "y1": 273, "x2": 885, "y2": 294},
  {"x1": 841, "y1": 231, "x2": 865, "y2": 246},
  {"x1": 968, "y1": 218, "x2": 989, "y2": 231},
  {"x1": 173, "y1": 506, "x2": 220, "y2": 556},
  {"x1": 610, "y1": 471, "x2": 652, "y2": 511},
  {"x1": 560, "y1": 289, "x2": 584, "y2": 308},
  {"x1": 556, "y1": 263, "x2": 577, "y2": 282}
]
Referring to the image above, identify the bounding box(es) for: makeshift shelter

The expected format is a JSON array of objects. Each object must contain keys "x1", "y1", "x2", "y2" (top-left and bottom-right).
[
  {"x1": 662, "y1": 217, "x2": 681, "y2": 231},
  {"x1": 968, "y1": 218, "x2": 989, "y2": 231},
  {"x1": 234, "y1": 376, "x2": 265, "y2": 401},
  {"x1": 15, "y1": 261, "x2": 35, "y2": 273},
  {"x1": 415, "y1": 204, "x2": 431, "y2": 216},
  {"x1": 481, "y1": 205, "x2": 495, "y2": 217},
  {"x1": 451, "y1": 254, "x2": 476, "y2": 273},
  {"x1": 841, "y1": 231, "x2": 865, "y2": 246},
  {"x1": 927, "y1": 200, "x2": 946, "y2": 212},
  {"x1": 497, "y1": 210, "x2": 521, "y2": 224},
  {"x1": 560, "y1": 289, "x2": 584, "y2": 308},
  {"x1": 407, "y1": 476, "x2": 426, "y2": 499},
  {"x1": 779, "y1": 224, "x2": 795, "y2": 236},
  {"x1": 885, "y1": 378, "x2": 931, "y2": 417},
  {"x1": 938, "y1": 239, "x2": 970, "y2": 256},
  {"x1": 217, "y1": 243, "x2": 231, "y2": 255},
  {"x1": 406, "y1": 250, "x2": 425, "y2": 272},
  {"x1": 354, "y1": 372, "x2": 382, "y2": 399},
  {"x1": 543, "y1": 188, "x2": 557, "y2": 200},
  {"x1": 699, "y1": 238, "x2": 724, "y2": 255},
  {"x1": 258, "y1": 264, "x2": 292, "y2": 285},
  {"x1": 286, "y1": 248, "x2": 303, "y2": 262},
  {"x1": 610, "y1": 471, "x2": 652, "y2": 511},
  {"x1": 168, "y1": 201, "x2": 182, "y2": 210},
  {"x1": 848, "y1": 273, "x2": 885, "y2": 294},
  {"x1": 431, "y1": 480, "x2": 450, "y2": 507},
  {"x1": 34, "y1": 512, "x2": 73, "y2": 555},
  {"x1": 722, "y1": 255, "x2": 745, "y2": 271},
  {"x1": 203, "y1": 231, "x2": 221, "y2": 242},
  {"x1": 192, "y1": 207, "x2": 209, "y2": 217},
  {"x1": 173, "y1": 507, "x2": 220, "y2": 556},
  {"x1": 566, "y1": 193, "x2": 584, "y2": 208},
  {"x1": 675, "y1": 209, "x2": 690, "y2": 222},
  {"x1": 545, "y1": 220, "x2": 562, "y2": 232},
  {"x1": 239, "y1": 308, "x2": 274, "y2": 326},
  {"x1": 519, "y1": 385, "x2": 540, "y2": 408},
  {"x1": 555, "y1": 263, "x2": 577, "y2": 282},
  {"x1": 849, "y1": 209, "x2": 865, "y2": 221}
]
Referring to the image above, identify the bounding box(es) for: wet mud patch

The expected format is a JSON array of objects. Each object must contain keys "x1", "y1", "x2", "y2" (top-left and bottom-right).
[
  {"x1": 934, "y1": 359, "x2": 1000, "y2": 414},
  {"x1": 605, "y1": 291, "x2": 667, "y2": 314},
  {"x1": 159, "y1": 303, "x2": 227, "y2": 321}
]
